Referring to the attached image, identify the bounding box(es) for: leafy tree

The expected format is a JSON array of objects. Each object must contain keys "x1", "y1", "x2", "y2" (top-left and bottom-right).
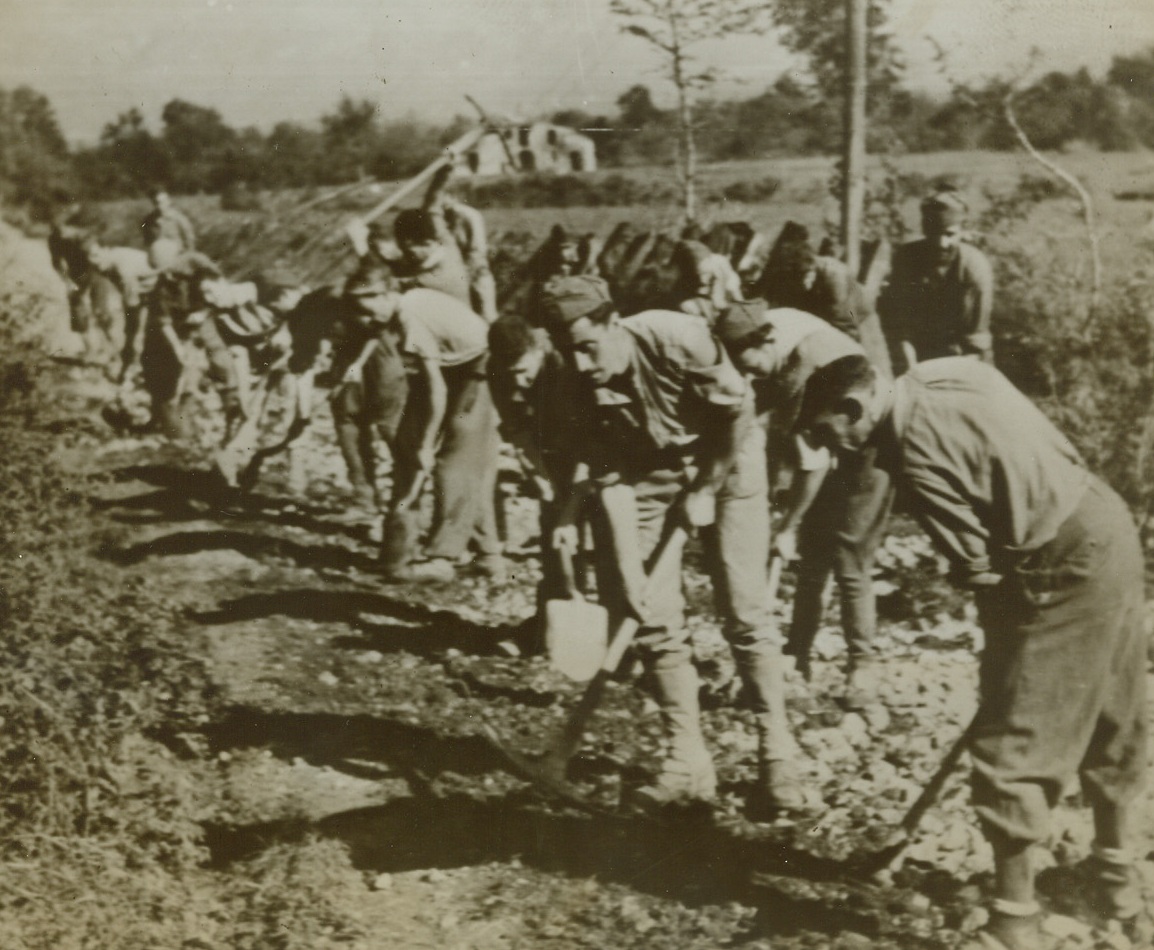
[
  {"x1": 1108, "y1": 48, "x2": 1154, "y2": 147},
  {"x1": 262, "y1": 121, "x2": 327, "y2": 188},
  {"x1": 0, "y1": 85, "x2": 77, "y2": 216},
  {"x1": 616, "y1": 84, "x2": 665, "y2": 129},
  {"x1": 610, "y1": 0, "x2": 770, "y2": 221},
  {"x1": 772, "y1": 0, "x2": 902, "y2": 107},
  {"x1": 320, "y1": 95, "x2": 381, "y2": 182},
  {"x1": 73, "y1": 108, "x2": 169, "y2": 199}
]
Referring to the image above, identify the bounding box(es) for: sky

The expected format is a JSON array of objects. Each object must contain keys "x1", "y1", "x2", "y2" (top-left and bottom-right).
[{"x1": 2, "y1": 0, "x2": 1153, "y2": 144}]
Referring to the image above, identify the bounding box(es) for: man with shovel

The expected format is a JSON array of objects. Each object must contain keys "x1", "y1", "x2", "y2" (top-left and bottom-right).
[
  {"x1": 344, "y1": 271, "x2": 504, "y2": 584},
  {"x1": 795, "y1": 355, "x2": 1147, "y2": 949},
  {"x1": 538, "y1": 275, "x2": 813, "y2": 817},
  {"x1": 712, "y1": 301, "x2": 894, "y2": 708}
]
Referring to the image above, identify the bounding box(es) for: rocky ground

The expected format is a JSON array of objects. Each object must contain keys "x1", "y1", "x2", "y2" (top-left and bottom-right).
[{"x1": 9, "y1": 221, "x2": 1154, "y2": 949}]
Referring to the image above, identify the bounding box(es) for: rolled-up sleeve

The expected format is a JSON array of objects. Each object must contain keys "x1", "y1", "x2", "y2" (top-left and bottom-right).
[
  {"x1": 905, "y1": 464, "x2": 993, "y2": 581},
  {"x1": 961, "y1": 248, "x2": 994, "y2": 361}
]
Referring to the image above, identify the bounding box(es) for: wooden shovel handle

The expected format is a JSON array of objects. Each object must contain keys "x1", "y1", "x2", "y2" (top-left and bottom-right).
[{"x1": 549, "y1": 523, "x2": 689, "y2": 766}]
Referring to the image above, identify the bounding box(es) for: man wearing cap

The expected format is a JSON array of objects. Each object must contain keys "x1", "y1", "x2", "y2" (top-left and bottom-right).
[
  {"x1": 794, "y1": 355, "x2": 1146, "y2": 950},
  {"x1": 345, "y1": 271, "x2": 504, "y2": 583},
  {"x1": 879, "y1": 184, "x2": 994, "y2": 369},
  {"x1": 540, "y1": 274, "x2": 812, "y2": 816},
  {"x1": 713, "y1": 301, "x2": 894, "y2": 707}
]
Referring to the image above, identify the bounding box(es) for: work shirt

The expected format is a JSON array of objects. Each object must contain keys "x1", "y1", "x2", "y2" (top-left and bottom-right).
[
  {"x1": 141, "y1": 206, "x2": 196, "y2": 251},
  {"x1": 579, "y1": 309, "x2": 748, "y2": 478},
  {"x1": 764, "y1": 256, "x2": 893, "y2": 378},
  {"x1": 394, "y1": 287, "x2": 488, "y2": 368},
  {"x1": 880, "y1": 239, "x2": 994, "y2": 362},
  {"x1": 750, "y1": 307, "x2": 866, "y2": 476},
  {"x1": 879, "y1": 357, "x2": 1088, "y2": 581},
  {"x1": 90, "y1": 246, "x2": 156, "y2": 308},
  {"x1": 750, "y1": 308, "x2": 865, "y2": 422}
]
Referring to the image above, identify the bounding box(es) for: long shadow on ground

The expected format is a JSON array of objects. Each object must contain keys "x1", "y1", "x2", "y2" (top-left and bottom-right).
[
  {"x1": 96, "y1": 462, "x2": 370, "y2": 541},
  {"x1": 198, "y1": 708, "x2": 930, "y2": 944},
  {"x1": 104, "y1": 528, "x2": 377, "y2": 574},
  {"x1": 190, "y1": 588, "x2": 532, "y2": 659}
]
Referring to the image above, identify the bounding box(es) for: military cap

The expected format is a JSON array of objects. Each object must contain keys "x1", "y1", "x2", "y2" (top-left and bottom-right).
[
  {"x1": 538, "y1": 274, "x2": 615, "y2": 328},
  {"x1": 713, "y1": 299, "x2": 772, "y2": 350}
]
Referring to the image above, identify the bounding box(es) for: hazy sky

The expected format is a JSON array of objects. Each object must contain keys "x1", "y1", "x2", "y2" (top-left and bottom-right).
[{"x1": 2, "y1": 0, "x2": 1153, "y2": 143}]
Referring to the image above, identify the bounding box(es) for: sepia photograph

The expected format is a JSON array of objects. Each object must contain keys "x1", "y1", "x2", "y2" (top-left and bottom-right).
[{"x1": 2, "y1": 0, "x2": 1154, "y2": 947}]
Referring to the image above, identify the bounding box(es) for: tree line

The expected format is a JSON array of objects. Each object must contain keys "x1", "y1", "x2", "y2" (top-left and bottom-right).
[{"x1": 4, "y1": 44, "x2": 1154, "y2": 218}]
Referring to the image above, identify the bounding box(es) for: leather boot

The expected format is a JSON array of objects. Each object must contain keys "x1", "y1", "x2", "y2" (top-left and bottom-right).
[
  {"x1": 1086, "y1": 849, "x2": 1143, "y2": 921},
  {"x1": 741, "y1": 652, "x2": 817, "y2": 820},
  {"x1": 632, "y1": 661, "x2": 716, "y2": 808},
  {"x1": 843, "y1": 654, "x2": 886, "y2": 711}
]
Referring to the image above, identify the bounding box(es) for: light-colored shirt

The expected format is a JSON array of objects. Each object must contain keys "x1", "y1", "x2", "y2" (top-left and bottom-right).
[
  {"x1": 882, "y1": 357, "x2": 1088, "y2": 580},
  {"x1": 581, "y1": 309, "x2": 749, "y2": 474},
  {"x1": 751, "y1": 307, "x2": 865, "y2": 421},
  {"x1": 90, "y1": 246, "x2": 156, "y2": 308},
  {"x1": 141, "y1": 206, "x2": 196, "y2": 251},
  {"x1": 395, "y1": 288, "x2": 489, "y2": 367}
]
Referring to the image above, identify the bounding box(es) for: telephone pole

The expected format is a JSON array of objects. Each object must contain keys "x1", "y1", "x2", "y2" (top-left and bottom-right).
[{"x1": 842, "y1": 0, "x2": 867, "y2": 277}]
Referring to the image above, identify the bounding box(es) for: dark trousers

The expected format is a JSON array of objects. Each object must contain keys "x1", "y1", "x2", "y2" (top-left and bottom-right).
[
  {"x1": 788, "y1": 445, "x2": 894, "y2": 661},
  {"x1": 970, "y1": 476, "x2": 1147, "y2": 848}
]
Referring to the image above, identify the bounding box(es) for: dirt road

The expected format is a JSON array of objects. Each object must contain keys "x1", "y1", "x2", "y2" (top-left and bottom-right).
[{"x1": 8, "y1": 220, "x2": 1154, "y2": 949}]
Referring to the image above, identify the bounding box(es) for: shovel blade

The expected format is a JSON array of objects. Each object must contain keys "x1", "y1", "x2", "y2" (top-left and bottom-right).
[{"x1": 544, "y1": 598, "x2": 609, "y2": 681}]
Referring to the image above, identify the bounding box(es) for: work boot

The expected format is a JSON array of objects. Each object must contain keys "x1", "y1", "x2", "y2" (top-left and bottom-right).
[
  {"x1": 746, "y1": 757, "x2": 817, "y2": 822},
  {"x1": 632, "y1": 662, "x2": 716, "y2": 809},
  {"x1": 631, "y1": 760, "x2": 717, "y2": 809},
  {"x1": 1085, "y1": 849, "x2": 1144, "y2": 921},
  {"x1": 467, "y1": 553, "x2": 509, "y2": 583},
  {"x1": 842, "y1": 655, "x2": 886, "y2": 711},
  {"x1": 384, "y1": 556, "x2": 456, "y2": 584},
  {"x1": 746, "y1": 711, "x2": 820, "y2": 821},
  {"x1": 782, "y1": 643, "x2": 812, "y2": 683}
]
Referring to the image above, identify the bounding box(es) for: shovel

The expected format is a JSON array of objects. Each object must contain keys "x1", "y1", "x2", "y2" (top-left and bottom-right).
[
  {"x1": 845, "y1": 713, "x2": 976, "y2": 876},
  {"x1": 484, "y1": 512, "x2": 690, "y2": 802},
  {"x1": 543, "y1": 542, "x2": 609, "y2": 682}
]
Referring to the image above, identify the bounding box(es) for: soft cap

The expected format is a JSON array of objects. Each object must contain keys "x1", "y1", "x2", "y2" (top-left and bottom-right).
[{"x1": 539, "y1": 274, "x2": 615, "y2": 327}]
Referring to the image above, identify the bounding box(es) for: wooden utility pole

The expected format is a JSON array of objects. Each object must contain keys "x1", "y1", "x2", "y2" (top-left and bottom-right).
[{"x1": 842, "y1": 0, "x2": 867, "y2": 277}]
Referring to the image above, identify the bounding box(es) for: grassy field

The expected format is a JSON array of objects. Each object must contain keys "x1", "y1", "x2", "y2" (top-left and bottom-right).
[{"x1": 87, "y1": 149, "x2": 1154, "y2": 290}]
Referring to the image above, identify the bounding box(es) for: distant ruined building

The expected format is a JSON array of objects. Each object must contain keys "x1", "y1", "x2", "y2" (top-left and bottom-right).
[{"x1": 457, "y1": 122, "x2": 597, "y2": 177}]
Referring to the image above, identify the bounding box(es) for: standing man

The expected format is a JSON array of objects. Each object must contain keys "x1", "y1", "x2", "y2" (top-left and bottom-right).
[
  {"x1": 539, "y1": 276, "x2": 812, "y2": 817},
  {"x1": 878, "y1": 185, "x2": 994, "y2": 370},
  {"x1": 141, "y1": 188, "x2": 197, "y2": 262},
  {"x1": 713, "y1": 302, "x2": 893, "y2": 705},
  {"x1": 796, "y1": 355, "x2": 1146, "y2": 949}
]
